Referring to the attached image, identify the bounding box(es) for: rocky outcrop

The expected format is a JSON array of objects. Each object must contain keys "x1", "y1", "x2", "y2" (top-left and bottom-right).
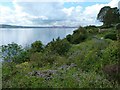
[{"x1": 28, "y1": 63, "x2": 77, "y2": 80}]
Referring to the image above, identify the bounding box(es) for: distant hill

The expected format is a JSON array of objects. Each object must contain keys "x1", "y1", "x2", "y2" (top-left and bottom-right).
[
  {"x1": 0, "y1": 24, "x2": 24, "y2": 28},
  {"x1": 0, "y1": 24, "x2": 78, "y2": 28}
]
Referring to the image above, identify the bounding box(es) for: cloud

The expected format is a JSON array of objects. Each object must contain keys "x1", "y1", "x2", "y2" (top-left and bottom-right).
[
  {"x1": 0, "y1": 0, "x2": 119, "y2": 26},
  {"x1": 14, "y1": 2, "x2": 66, "y2": 19},
  {"x1": 0, "y1": 3, "x2": 33, "y2": 25},
  {"x1": 108, "y1": 0, "x2": 119, "y2": 7},
  {"x1": 62, "y1": 0, "x2": 119, "y2": 26},
  {"x1": 0, "y1": 0, "x2": 111, "y2": 2}
]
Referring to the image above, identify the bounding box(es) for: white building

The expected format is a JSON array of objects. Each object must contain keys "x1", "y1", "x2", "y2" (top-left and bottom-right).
[{"x1": 118, "y1": 1, "x2": 120, "y2": 13}]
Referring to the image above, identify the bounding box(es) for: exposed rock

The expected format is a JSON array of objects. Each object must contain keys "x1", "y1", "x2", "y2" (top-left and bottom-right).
[
  {"x1": 58, "y1": 65, "x2": 69, "y2": 70},
  {"x1": 70, "y1": 63, "x2": 77, "y2": 67},
  {"x1": 58, "y1": 63, "x2": 77, "y2": 70},
  {"x1": 28, "y1": 70, "x2": 57, "y2": 80}
]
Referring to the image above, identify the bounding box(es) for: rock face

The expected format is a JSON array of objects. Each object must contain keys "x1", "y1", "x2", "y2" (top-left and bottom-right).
[
  {"x1": 28, "y1": 70, "x2": 57, "y2": 80},
  {"x1": 28, "y1": 63, "x2": 77, "y2": 80}
]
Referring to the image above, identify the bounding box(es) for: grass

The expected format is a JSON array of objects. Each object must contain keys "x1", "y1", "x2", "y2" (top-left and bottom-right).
[{"x1": 1, "y1": 26, "x2": 120, "y2": 88}]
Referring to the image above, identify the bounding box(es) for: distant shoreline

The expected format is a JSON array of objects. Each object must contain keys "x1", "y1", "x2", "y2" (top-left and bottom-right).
[
  {"x1": 0, "y1": 24, "x2": 79, "y2": 29},
  {"x1": 0, "y1": 27, "x2": 78, "y2": 29}
]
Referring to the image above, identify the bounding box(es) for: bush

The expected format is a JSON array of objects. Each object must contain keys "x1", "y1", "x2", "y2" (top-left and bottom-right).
[
  {"x1": 30, "y1": 52, "x2": 67, "y2": 68},
  {"x1": 1, "y1": 43, "x2": 23, "y2": 63},
  {"x1": 66, "y1": 27, "x2": 88, "y2": 44},
  {"x1": 13, "y1": 50, "x2": 30, "y2": 64},
  {"x1": 116, "y1": 23, "x2": 120, "y2": 30},
  {"x1": 48, "y1": 68, "x2": 116, "y2": 88},
  {"x1": 67, "y1": 39, "x2": 112, "y2": 72},
  {"x1": 66, "y1": 34, "x2": 72, "y2": 42},
  {"x1": 104, "y1": 33, "x2": 117, "y2": 40},
  {"x1": 85, "y1": 25, "x2": 97, "y2": 29},
  {"x1": 31, "y1": 40, "x2": 44, "y2": 52},
  {"x1": 46, "y1": 38, "x2": 71, "y2": 55},
  {"x1": 100, "y1": 24, "x2": 114, "y2": 29},
  {"x1": 101, "y1": 41, "x2": 118, "y2": 66}
]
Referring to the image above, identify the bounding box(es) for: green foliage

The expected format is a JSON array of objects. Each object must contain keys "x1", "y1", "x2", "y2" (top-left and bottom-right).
[
  {"x1": 48, "y1": 68, "x2": 116, "y2": 88},
  {"x1": 101, "y1": 41, "x2": 118, "y2": 65},
  {"x1": 13, "y1": 50, "x2": 30, "y2": 64},
  {"x1": 116, "y1": 23, "x2": 120, "y2": 30},
  {"x1": 2, "y1": 25, "x2": 120, "y2": 88},
  {"x1": 46, "y1": 38, "x2": 71, "y2": 55},
  {"x1": 104, "y1": 33, "x2": 117, "y2": 40},
  {"x1": 97, "y1": 6, "x2": 120, "y2": 26},
  {"x1": 3, "y1": 73, "x2": 47, "y2": 88},
  {"x1": 85, "y1": 25, "x2": 97, "y2": 29},
  {"x1": 1, "y1": 43, "x2": 23, "y2": 62},
  {"x1": 66, "y1": 27, "x2": 88, "y2": 44},
  {"x1": 31, "y1": 40, "x2": 44, "y2": 52},
  {"x1": 67, "y1": 39, "x2": 113, "y2": 72},
  {"x1": 30, "y1": 52, "x2": 58, "y2": 67},
  {"x1": 66, "y1": 34, "x2": 72, "y2": 42}
]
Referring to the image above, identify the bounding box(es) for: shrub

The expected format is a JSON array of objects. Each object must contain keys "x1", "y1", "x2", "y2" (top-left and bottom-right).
[
  {"x1": 13, "y1": 50, "x2": 30, "y2": 64},
  {"x1": 1, "y1": 43, "x2": 23, "y2": 63},
  {"x1": 47, "y1": 38, "x2": 71, "y2": 55},
  {"x1": 30, "y1": 52, "x2": 63, "y2": 68},
  {"x1": 2, "y1": 73, "x2": 47, "y2": 88},
  {"x1": 101, "y1": 41, "x2": 118, "y2": 66},
  {"x1": 116, "y1": 23, "x2": 120, "y2": 30},
  {"x1": 67, "y1": 39, "x2": 112, "y2": 72},
  {"x1": 48, "y1": 68, "x2": 116, "y2": 88},
  {"x1": 66, "y1": 34, "x2": 72, "y2": 42},
  {"x1": 85, "y1": 25, "x2": 98, "y2": 29},
  {"x1": 31, "y1": 40, "x2": 44, "y2": 52},
  {"x1": 103, "y1": 64, "x2": 120, "y2": 84},
  {"x1": 66, "y1": 27, "x2": 88, "y2": 44},
  {"x1": 104, "y1": 33, "x2": 117, "y2": 40}
]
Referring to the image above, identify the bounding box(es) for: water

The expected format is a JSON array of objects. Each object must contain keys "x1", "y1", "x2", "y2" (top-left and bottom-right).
[{"x1": 0, "y1": 28, "x2": 77, "y2": 46}]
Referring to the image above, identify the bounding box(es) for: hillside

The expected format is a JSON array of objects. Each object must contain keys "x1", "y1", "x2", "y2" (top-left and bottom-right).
[{"x1": 1, "y1": 25, "x2": 120, "y2": 88}]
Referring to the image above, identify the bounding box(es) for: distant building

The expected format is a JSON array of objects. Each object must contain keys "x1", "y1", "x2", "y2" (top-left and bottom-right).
[{"x1": 118, "y1": 1, "x2": 120, "y2": 13}]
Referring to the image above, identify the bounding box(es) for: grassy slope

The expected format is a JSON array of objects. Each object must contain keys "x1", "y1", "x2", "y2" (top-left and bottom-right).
[{"x1": 2, "y1": 27, "x2": 119, "y2": 88}]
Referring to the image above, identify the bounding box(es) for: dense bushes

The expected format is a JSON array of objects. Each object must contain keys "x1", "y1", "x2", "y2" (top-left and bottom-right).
[
  {"x1": 1, "y1": 43, "x2": 23, "y2": 63},
  {"x1": 116, "y1": 23, "x2": 120, "y2": 30},
  {"x1": 46, "y1": 38, "x2": 71, "y2": 55},
  {"x1": 1, "y1": 43, "x2": 31, "y2": 64},
  {"x1": 1, "y1": 26, "x2": 120, "y2": 88},
  {"x1": 67, "y1": 39, "x2": 112, "y2": 72},
  {"x1": 66, "y1": 27, "x2": 88, "y2": 44},
  {"x1": 104, "y1": 33, "x2": 117, "y2": 40},
  {"x1": 31, "y1": 40, "x2": 44, "y2": 52}
]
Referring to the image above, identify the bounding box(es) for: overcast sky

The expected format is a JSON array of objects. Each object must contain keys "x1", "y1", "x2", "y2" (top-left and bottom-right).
[{"x1": 0, "y1": 0, "x2": 119, "y2": 26}]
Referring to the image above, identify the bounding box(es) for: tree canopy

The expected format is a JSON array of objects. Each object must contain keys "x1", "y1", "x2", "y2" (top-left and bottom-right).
[{"x1": 97, "y1": 6, "x2": 120, "y2": 26}]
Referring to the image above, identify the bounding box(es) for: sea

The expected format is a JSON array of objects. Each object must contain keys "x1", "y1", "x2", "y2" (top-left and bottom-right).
[
  {"x1": 0, "y1": 27, "x2": 77, "y2": 62},
  {"x1": 0, "y1": 28, "x2": 77, "y2": 46}
]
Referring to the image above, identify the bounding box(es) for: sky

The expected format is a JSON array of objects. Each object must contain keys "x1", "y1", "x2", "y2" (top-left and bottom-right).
[{"x1": 0, "y1": 0, "x2": 119, "y2": 26}]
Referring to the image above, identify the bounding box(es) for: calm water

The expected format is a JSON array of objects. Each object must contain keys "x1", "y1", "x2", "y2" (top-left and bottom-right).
[{"x1": 0, "y1": 28, "x2": 77, "y2": 46}]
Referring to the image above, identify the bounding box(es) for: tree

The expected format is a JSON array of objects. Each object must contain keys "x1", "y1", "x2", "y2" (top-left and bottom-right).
[
  {"x1": 97, "y1": 6, "x2": 120, "y2": 26},
  {"x1": 1, "y1": 43, "x2": 23, "y2": 62},
  {"x1": 31, "y1": 40, "x2": 44, "y2": 52},
  {"x1": 46, "y1": 38, "x2": 71, "y2": 55},
  {"x1": 66, "y1": 27, "x2": 88, "y2": 44}
]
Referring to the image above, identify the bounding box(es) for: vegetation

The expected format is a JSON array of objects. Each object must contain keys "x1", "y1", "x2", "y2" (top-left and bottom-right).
[
  {"x1": 97, "y1": 6, "x2": 120, "y2": 27},
  {"x1": 66, "y1": 27, "x2": 88, "y2": 44},
  {"x1": 1, "y1": 6, "x2": 120, "y2": 88},
  {"x1": 104, "y1": 33, "x2": 117, "y2": 40}
]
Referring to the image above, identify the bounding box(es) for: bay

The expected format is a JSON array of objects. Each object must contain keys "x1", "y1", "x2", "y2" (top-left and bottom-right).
[{"x1": 0, "y1": 28, "x2": 77, "y2": 46}]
